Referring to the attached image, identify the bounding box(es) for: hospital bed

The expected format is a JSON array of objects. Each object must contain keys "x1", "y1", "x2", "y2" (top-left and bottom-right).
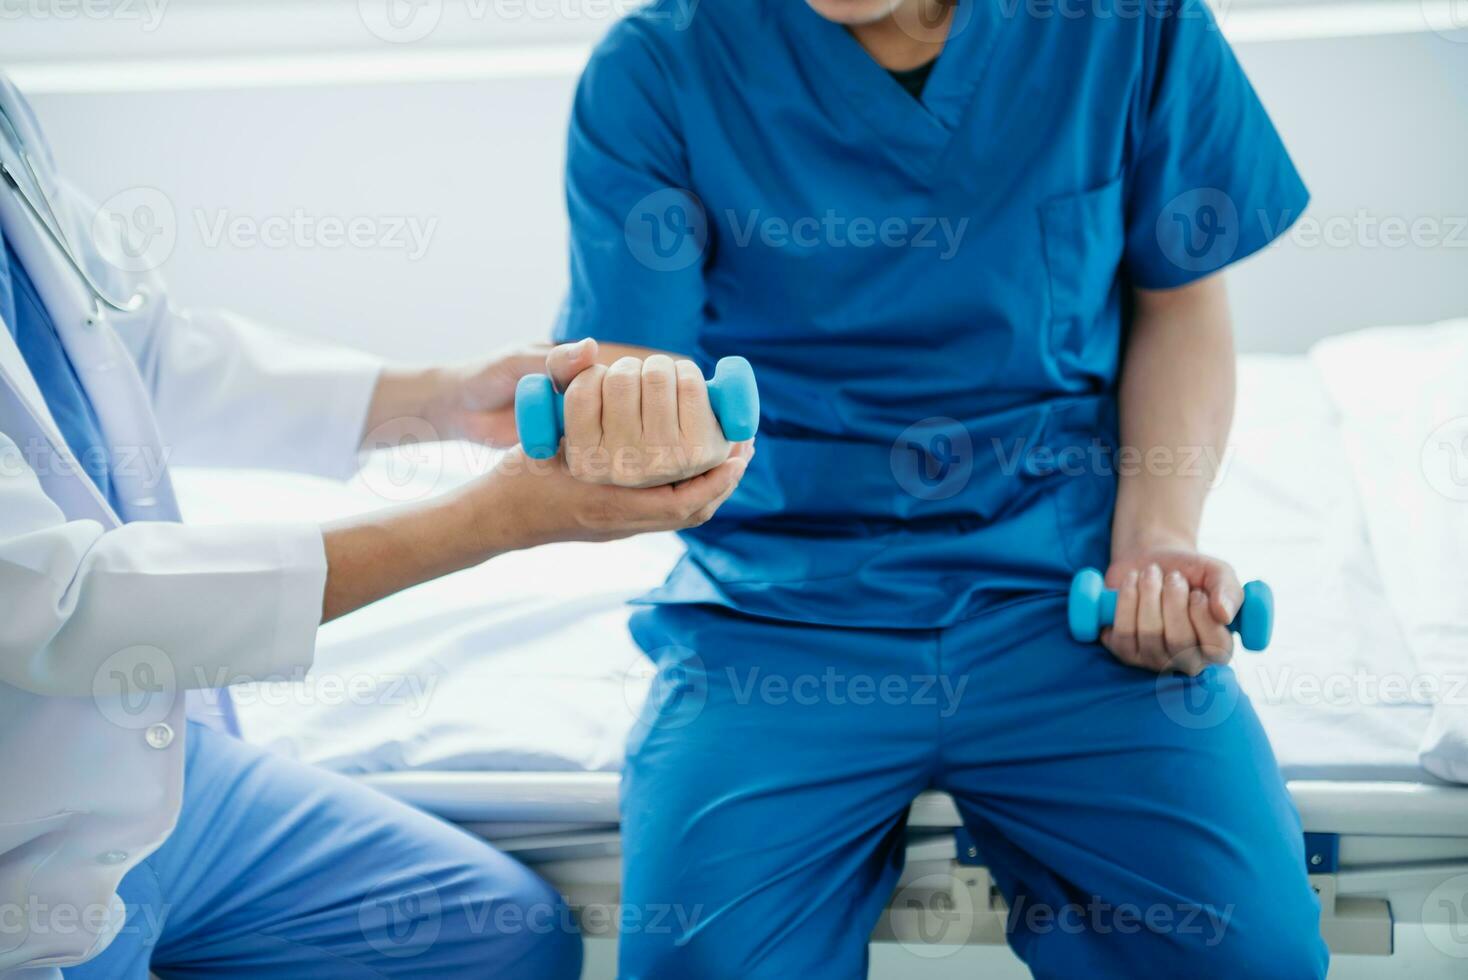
[{"x1": 177, "y1": 321, "x2": 1468, "y2": 965}]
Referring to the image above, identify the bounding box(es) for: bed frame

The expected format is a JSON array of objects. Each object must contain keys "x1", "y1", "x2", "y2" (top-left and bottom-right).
[{"x1": 360, "y1": 773, "x2": 1468, "y2": 957}]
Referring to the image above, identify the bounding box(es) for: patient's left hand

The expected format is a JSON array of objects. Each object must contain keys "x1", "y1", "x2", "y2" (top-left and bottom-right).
[{"x1": 1100, "y1": 547, "x2": 1244, "y2": 676}]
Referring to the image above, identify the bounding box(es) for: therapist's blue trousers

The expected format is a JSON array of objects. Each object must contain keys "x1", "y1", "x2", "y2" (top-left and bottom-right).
[
  {"x1": 619, "y1": 598, "x2": 1329, "y2": 979},
  {"x1": 66, "y1": 723, "x2": 582, "y2": 980}
]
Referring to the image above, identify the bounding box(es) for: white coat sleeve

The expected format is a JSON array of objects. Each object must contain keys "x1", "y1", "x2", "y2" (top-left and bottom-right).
[
  {"x1": 0, "y1": 430, "x2": 328, "y2": 697},
  {"x1": 125, "y1": 304, "x2": 384, "y2": 480}
]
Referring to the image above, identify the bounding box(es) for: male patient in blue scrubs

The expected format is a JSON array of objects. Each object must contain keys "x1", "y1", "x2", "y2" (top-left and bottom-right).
[{"x1": 552, "y1": 0, "x2": 1326, "y2": 976}]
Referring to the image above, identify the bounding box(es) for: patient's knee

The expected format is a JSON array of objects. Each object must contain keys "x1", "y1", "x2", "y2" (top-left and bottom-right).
[
  {"x1": 1022, "y1": 897, "x2": 1328, "y2": 980},
  {"x1": 1187, "y1": 903, "x2": 1328, "y2": 980},
  {"x1": 1207, "y1": 933, "x2": 1327, "y2": 979}
]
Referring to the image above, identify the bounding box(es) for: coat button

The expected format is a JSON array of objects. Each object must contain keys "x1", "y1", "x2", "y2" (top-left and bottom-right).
[
  {"x1": 99, "y1": 850, "x2": 129, "y2": 865},
  {"x1": 145, "y1": 723, "x2": 174, "y2": 749}
]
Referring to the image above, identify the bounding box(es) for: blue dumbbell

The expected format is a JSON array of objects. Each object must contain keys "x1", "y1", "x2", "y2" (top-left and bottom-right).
[
  {"x1": 515, "y1": 356, "x2": 761, "y2": 461},
  {"x1": 1067, "y1": 567, "x2": 1274, "y2": 652}
]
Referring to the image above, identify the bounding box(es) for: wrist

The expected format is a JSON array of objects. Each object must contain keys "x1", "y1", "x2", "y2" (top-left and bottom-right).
[
  {"x1": 459, "y1": 449, "x2": 552, "y2": 557},
  {"x1": 365, "y1": 367, "x2": 453, "y2": 443},
  {"x1": 1111, "y1": 522, "x2": 1197, "y2": 559}
]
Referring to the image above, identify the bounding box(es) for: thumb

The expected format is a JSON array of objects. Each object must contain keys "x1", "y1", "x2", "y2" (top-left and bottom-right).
[
  {"x1": 546, "y1": 338, "x2": 600, "y2": 392},
  {"x1": 1202, "y1": 560, "x2": 1244, "y2": 626}
]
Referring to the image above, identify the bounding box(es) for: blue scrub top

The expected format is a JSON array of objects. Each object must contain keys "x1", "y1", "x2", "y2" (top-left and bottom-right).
[
  {"x1": 1, "y1": 231, "x2": 117, "y2": 510},
  {"x1": 556, "y1": 0, "x2": 1308, "y2": 628}
]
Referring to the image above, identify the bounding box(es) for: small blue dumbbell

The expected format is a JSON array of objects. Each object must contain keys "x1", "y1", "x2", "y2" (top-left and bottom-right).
[
  {"x1": 515, "y1": 356, "x2": 761, "y2": 461},
  {"x1": 1067, "y1": 567, "x2": 1275, "y2": 652}
]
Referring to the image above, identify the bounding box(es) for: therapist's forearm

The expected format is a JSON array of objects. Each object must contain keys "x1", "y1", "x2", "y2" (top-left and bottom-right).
[
  {"x1": 1111, "y1": 275, "x2": 1235, "y2": 556},
  {"x1": 320, "y1": 478, "x2": 511, "y2": 622},
  {"x1": 361, "y1": 366, "x2": 453, "y2": 442},
  {"x1": 319, "y1": 442, "x2": 752, "y2": 621}
]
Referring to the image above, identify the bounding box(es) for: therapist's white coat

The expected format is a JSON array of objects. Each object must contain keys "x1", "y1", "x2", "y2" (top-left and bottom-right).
[{"x1": 0, "y1": 77, "x2": 382, "y2": 972}]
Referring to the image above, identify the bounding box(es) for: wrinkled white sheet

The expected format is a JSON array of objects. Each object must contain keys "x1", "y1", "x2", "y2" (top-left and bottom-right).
[
  {"x1": 177, "y1": 446, "x2": 665, "y2": 774},
  {"x1": 171, "y1": 344, "x2": 1448, "y2": 783},
  {"x1": 1310, "y1": 319, "x2": 1468, "y2": 784}
]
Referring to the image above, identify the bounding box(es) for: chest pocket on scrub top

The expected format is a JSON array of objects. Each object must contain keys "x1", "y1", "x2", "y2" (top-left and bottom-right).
[{"x1": 1038, "y1": 176, "x2": 1126, "y2": 382}]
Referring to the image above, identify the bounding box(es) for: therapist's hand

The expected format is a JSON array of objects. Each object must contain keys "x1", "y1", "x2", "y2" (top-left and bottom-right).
[
  {"x1": 1100, "y1": 544, "x2": 1244, "y2": 676},
  {"x1": 322, "y1": 440, "x2": 752, "y2": 622},
  {"x1": 364, "y1": 342, "x2": 603, "y2": 449},
  {"x1": 485, "y1": 440, "x2": 753, "y2": 546},
  {"x1": 556, "y1": 349, "x2": 735, "y2": 489}
]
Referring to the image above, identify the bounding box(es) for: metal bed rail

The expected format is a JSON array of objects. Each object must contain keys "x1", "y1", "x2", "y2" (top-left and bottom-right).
[{"x1": 361, "y1": 773, "x2": 1468, "y2": 956}]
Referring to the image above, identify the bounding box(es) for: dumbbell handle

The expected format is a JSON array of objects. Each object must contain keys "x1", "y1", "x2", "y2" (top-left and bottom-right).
[
  {"x1": 1067, "y1": 567, "x2": 1274, "y2": 652},
  {"x1": 515, "y1": 355, "x2": 760, "y2": 461}
]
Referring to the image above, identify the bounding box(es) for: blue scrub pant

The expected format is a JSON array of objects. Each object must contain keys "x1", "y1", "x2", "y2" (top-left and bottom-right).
[
  {"x1": 619, "y1": 598, "x2": 1329, "y2": 979},
  {"x1": 66, "y1": 723, "x2": 582, "y2": 980}
]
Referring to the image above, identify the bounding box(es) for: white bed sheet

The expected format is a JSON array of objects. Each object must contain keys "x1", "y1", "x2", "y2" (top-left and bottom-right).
[
  {"x1": 177, "y1": 447, "x2": 666, "y2": 774},
  {"x1": 172, "y1": 350, "x2": 1439, "y2": 783},
  {"x1": 1205, "y1": 355, "x2": 1432, "y2": 781},
  {"x1": 1310, "y1": 319, "x2": 1468, "y2": 784}
]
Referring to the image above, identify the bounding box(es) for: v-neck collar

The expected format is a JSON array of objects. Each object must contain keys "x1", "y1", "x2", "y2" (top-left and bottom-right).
[{"x1": 781, "y1": 0, "x2": 1002, "y2": 179}]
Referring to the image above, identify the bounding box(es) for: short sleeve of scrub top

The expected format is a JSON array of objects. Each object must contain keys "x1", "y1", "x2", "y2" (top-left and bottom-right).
[
  {"x1": 554, "y1": 17, "x2": 708, "y2": 363},
  {"x1": 1123, "y1": 0, "x2": 1309, "y2": 288}
]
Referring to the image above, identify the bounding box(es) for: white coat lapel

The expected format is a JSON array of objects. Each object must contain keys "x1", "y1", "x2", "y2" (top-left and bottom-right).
[
  {"x1": 0, "y1": 87, "x2": 70, "y2": 459},
  {"x1": 0, "y1": 112, "x2": 120, "y2": 527},
  {"x1": 0, "y1": 332, "x2": 116, "y2": 525},
  {"x1": 0, "y1": 80, "x2": 180, "y2": 524}
]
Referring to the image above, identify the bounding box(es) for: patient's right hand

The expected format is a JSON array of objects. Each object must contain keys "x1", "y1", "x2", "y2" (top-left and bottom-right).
[
  {"x1": 477, "y1": 442, "x2": 752, "y2": 547},
  {"x1": 549, "y1": 343, "x2": 737, "y2": 489}
]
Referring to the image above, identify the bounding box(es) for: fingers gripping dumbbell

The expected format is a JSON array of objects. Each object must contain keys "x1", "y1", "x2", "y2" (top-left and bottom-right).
[
  {"x1": 515, "y1": 356, "x2": 760, "y2": 461},
  {"x1": 1067, "y1": 567, "x2": 1274, "y2": 651}
]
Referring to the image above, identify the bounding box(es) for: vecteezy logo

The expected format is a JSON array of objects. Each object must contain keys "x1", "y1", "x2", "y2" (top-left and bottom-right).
[
  {"x1": 359, "y1": 874, "x2": 443, "y2": 957},
  {"x1": 358, "y1": 417, "x2": 445, "y2": 503},
  {"x1": 1156, "y1": 667, "x2": 1239, "y2": 731},
  {"x1": 1156, "y1": 188, "x2": 1240, "y2": 274},
  {"x1": 1422, "y1": 416, "x2": 1468, "y2": 501},
  {"x1": 92, "y1": 645, "x2": 176, "y2": 730},
  {"x1": 891, "y1": 418, "x2": 973, "y2": 501},
  {"x1": 888, "y1": 872, "x2": 975, "y2": 958},
  {"x1": 91, "y1": 186, "x2": 177, "y2": 274},
  {"x1": 359, "y1": 0, "x2": 443, "y2": 43},
  {"x1": 625, "y1": 188, "x2": 708, "y2": 272},
  {"x1": 894, "y1": 0, "x2": 974, "y2": 42},
  {"x1": 1424, "y1": 872, "x2": 1468, "y2": 957},
  {"x1": 1422, "y1": 0, "x2": 1468, "y2": 41},
  {"x1": 624, "y1": 646, "x2": 708, "y2": 733}
]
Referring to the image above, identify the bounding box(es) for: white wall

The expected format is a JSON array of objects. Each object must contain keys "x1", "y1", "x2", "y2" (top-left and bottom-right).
[
  {"x1": 7, "y1": 5, "x2": 1468, "y2": 360},
  {"x1": 1223, "y1": 28, "x2": 1468, "y2": 349},
  {"x1": 29, "y1": 77, "x2": 582, "y2": 362}
]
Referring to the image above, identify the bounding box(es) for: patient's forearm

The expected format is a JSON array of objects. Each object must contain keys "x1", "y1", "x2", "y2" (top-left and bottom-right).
[{"x1": 1111, "y1": 275, "x2": 1235, "y2": 555}]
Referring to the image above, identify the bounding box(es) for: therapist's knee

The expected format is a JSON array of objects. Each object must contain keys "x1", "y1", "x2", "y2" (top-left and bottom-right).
[
  {"x1": 440, "y1": 851, "x2": 583, "y2": 979},
  {"x1": 489, "y1": 868, "x2": 583, "y2": 980}
]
